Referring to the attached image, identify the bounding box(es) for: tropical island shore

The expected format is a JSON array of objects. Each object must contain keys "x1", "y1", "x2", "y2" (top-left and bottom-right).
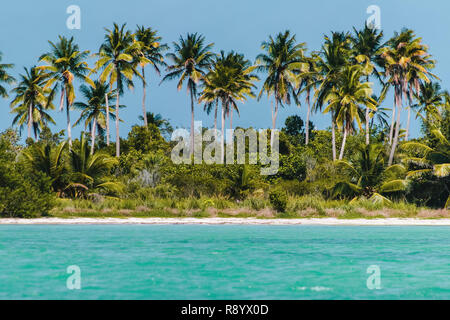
[{"x1": 2, "y1": 217, "x2": 450, "y2": 226}]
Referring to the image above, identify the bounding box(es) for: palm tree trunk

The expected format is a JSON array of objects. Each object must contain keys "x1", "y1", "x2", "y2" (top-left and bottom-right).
[
  {"x1": 331, "y1": 112, "x2": 336, "y2": 161},
  {"x1": 405, "y1": 106, "x2": 411, "y2": 141},
  {"x1": 27, "y1": 103, "x2": 32, "y2": 140},
  {"x1": 90, "y1": 117, "x2": 97, "y2": 155},
  {"x1": 105, "y1": 93, "x2": 110, "y2": 146},
  {"x1": 221, "y1": 101, "x2": 225, "y2": 164},
  {"x1": 115, "y1": 86, "x2": 120, "y2": 158},
  {"x1": 142, "y1": 66, "x2": 148, "y2": 127},
  {"x1": 214, "y1": 104, "x2": 218, "y2": 132},
  {"x1": 190, "y1": 89, "x2": 195, "y2": 157},
  {"x1": 365, "y1": 76, "x2": 370, "y2": 145},
  {"x1": 271, "y1": 99, "x2": 278, "y2": 149},
  {"x1": 66, "y1": 93, "x2": 72, "y2": 148},
  {"x1": 365, "y1": 107, "x2": 370, "y2": 145},
  {"x1": 388, "y1": 102, "x2": 402, "y2": 166},
  {"x1": 339, "y1": 125, "x2": 348, "y2": 160},
  {"x1": 305, "y1": 91, "x2": 311, "y2": 145},
  {"x1": 389, "y1": 102, "x2": 396, "y2": 145},
  {"x1": 230, "y1": 108, "x2": 233, "y2": 131}
]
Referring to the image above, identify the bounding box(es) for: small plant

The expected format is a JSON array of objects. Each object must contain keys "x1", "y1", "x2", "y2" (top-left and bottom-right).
[{"x1": 269, "y1": 189, "x2": 288, "y2": 212}]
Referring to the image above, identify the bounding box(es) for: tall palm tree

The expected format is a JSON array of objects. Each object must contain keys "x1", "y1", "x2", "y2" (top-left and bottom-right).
[
  {"x1": 315, "y1": 32, "x2": 352, "y2": 160},
  {"x1": 135, "y1": 26, "x2": 168, "y2": 127},
  {"x1": 0, "y1": 52, "x2": 15, "y2": 98},
  {"x1": 297, "y1": 53, "x2": 321, "y2": 145},
  {"x1": 351, "y1": 24, "x2": 384, "y2": 145},
  {"x1": 199, "y1": 51, "x2": 258, "y2": 162},
  {"x1": 256, "y1": 30, "x2": 305, "y2": 147},
  {"x1": 413, "y1": 82, "x2": 447, "y2": 127},
  {"x1": 404, "y1": 42, "x2": 437, "y2": 141},
  {"x1": 323, "y1": 65, "x2": 375, "y2": 159},
  {"x1": 94, "y1": 23, "x2": 142, "y2": 157},
  {"x1": 73, "y1": 81, "x2": 118, "y2": 155},
  {"x1": 161, "y1": 33, "x2": 214, "y2": 155},
  {"x1": 10, "y1": 67, "x2": 55, "y2": 140},
  {"x1": 39, "y1": 36, "x2": 92, "y2": 147},
  {"x1": 379, "y1": 29, "x2": 434, "y2": 165}
]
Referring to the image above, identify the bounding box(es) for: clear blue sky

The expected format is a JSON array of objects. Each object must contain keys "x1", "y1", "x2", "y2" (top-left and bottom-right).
[{"x1": 1, "y1": 0, "x2": 448, "y2": 141}]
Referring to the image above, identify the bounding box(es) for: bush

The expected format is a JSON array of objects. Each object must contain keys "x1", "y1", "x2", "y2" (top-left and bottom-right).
[
  {"x1": 0, "y1": 132, "x2": 55, "y2": 218},
  {"x1": 269, "y1": 189, "x2": 288, "y2": 212}
]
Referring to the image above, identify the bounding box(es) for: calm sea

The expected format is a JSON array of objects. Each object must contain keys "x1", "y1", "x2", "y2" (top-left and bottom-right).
[{"x1": 0, "y1": 225, "x2": 449, "y2": 299}]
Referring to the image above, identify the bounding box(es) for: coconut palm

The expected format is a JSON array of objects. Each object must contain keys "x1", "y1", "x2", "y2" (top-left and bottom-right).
[
  {"x1": 73, "y1": 81, "x2": 118, "y2": 155},
  {"x1": 135, "y1": 26, "x2": 168, "y2": 127},
  {"x1": 323, "y1": 65, "x2": 376, "y2": 160},
  {"x1": 297, "y1": 53, "x2": 322, "y2": 145},
  {"x1": 256, "y1": 30, "x2": 305, "y2": 147},
  {"x1": 412, "y1": 82, "x2": 447, "y2": 128},
  {"x1": 138, "y1": 111, "x2": 173, "y2": 137},
  {"x1": 379, "y1": 29, "x2": 434, "y2": 165},
  {"x1": 10, "y1": 67, "x2": 55, "y2": 140},
  {"x1": 94, "y1": 23, "x2": 142, "y2": 157},
  {"x1": 161, "y1": 33, "x2": 214, "y2": 156},
  {"x1": 315, "y1": 32, "x2": 353, "y2": 160},
  {"x1": 0, "y1": 52, "x2": 15, "y2": 98},
  {"x1": 351, "y1": 24, "x2": 384, "y2": 145},
  {"x1": 404, "y1": 48, "x2": 438, "y2": 141},
  {"x1": 199, "y1": 51, "x2": 258, "y2": 162},
  {"x1": 39, "y1": 36, "x2": 92, "y2": 147}
]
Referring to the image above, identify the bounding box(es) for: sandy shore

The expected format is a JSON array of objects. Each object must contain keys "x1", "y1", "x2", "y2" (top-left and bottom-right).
[{"x1": 1, "y1": 217, "x2": 450, "y2": 226}]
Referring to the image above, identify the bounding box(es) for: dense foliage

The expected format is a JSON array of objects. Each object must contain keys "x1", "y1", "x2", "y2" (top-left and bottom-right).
[{"x1": 0, "y1": 22, "x2": 449, "y2": 218}]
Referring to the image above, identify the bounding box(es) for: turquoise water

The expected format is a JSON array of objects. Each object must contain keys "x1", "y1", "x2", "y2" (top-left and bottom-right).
[{"x1": 0, "y1": 225, "x2": 449, "y2": 300}]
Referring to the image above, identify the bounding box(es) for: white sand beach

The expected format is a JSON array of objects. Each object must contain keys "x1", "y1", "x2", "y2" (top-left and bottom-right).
[{"x1": 1, "y1": 217, "x2": 450, "y2": 226}]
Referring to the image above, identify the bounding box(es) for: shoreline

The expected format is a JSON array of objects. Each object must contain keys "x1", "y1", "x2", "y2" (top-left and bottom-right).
[{"x1": 1, "y1": 217, "x2": 450, "y2": 226}]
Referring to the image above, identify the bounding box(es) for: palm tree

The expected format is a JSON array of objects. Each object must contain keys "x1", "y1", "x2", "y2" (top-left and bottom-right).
[
  {"x1": 199, "y1": 51, "x2": 258, "y2": 162},
  {"x1": 73, "y1": 81, "x2": 118, "y2": 155},
  {"x1": 297, "y1": 53, "x2": 321, "y2": 145},
  {"x1": 10, "y1": 67, "x2": 55, "y2": 140},
  {"x1": 369, "y1": 87, "x2": 391, "y2": 134},
  {"x1": 256, "y1": 31, "x2": 305, "y2": 147},
  {"x1": 404, "y1": 44, "x2": 437, "y2": 141},
  {"x1": 402, "y1": 129, "x2": 450, "y2": 207},
  {"x1": 332, "y1": 143, "x2": 408, "y2": 203},
  {"x1": 351, "y1": 24, "x2": 384, "y2": 145},
  {"x1": 0, "y1": 52, "x2": 15, "y2": 98},
  {"x1": 22, "y1": 141, "x2": 68, "y2": 195},
  {"x1": 138, "y1": 111, "x2": 173, "y2": 137},
  {"x1": 94, "y1": 23, "x2": 142, "y2": 157},
  {"x1": 67, "y1": 134, "x2": 122, "y2": 198},
  {"x1": 161, "y1": 33, "x2": 214, "y2": 156},
  {"x1": 379, "y1": 29, "x2": 434, "y2": 165},
  {"x1": 413, "y1": 82, "x2": 446, "y2": 127},
  {"x1": 135, "y1": 26, "x2": 168, "y2": 127},
  {"x1": 315, "y1": 32, "x2": 353, "y2": 160},
  {"x1": 39, "y1": 36, "x2": 92, "y2": 147},
  {"x1": 323, "y1": 65, "x2": 376, "y2": 159}
]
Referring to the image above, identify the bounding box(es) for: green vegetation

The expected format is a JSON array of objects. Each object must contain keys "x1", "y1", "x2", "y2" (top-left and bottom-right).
[{"x1": 0, "y1": 23, "x2": 449, "y2": 219}]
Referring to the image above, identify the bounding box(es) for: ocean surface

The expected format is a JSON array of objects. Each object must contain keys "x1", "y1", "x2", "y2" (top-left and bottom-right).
[{"x1": 0, "y1": 225, "x2": 449, "y2": 300}]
